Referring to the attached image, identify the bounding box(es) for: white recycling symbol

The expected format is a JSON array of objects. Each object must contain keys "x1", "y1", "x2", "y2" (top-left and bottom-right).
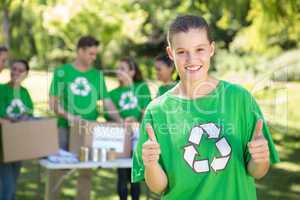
[
  {"x1": 119, "y1": 91, "x2": 138, "y2": 110},
  {"x1": 70, "y1": 77, "x2": 91, "y2": 96},
  {"x1": 183, "y1": 123, "x2": 231, "y2": 173},
  {"x1": 6, "y1": 98, "x2": 26, "y2": 118}
]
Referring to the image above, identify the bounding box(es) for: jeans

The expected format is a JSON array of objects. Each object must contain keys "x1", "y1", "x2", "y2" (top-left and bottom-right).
[
  {"x1": 0, "y1": 162, "x2": 22, "y2": 200},
  {"x1": 58, "y1": 127, "x2": 69, "y2": 151},
  {"x1": 117, "y1": 168, "x2": 140, "y2": 200}
]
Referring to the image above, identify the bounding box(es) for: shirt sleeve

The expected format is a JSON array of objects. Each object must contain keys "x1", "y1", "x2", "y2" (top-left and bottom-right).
[
  {"x1": 24, "y1": 88, "x2": 34, "y2": 116},
  {"x1": 49, "y1": 67, "x2": 60, "y2": 97},
  {"x1": 131, "y1": 108, "x2": 154, "y2": 183},
  {"x1": 244, "y1": 93, "x2": 280, "y2": 165},
  {"x1": 136, "y1": 82, "x2": 152, "y2": 110},
  {"x1": 98, "y1": 71, "x2": 109, "y2": 100},
  {"x1": 0, "y1": 85, "x2": 5, "y2": 118}
]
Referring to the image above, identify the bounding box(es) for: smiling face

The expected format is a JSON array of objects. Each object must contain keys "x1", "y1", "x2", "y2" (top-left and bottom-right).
[
  {"x1": 10, "y1": 62, "x2": 28, "y2": 85},
  {"x1": 77, "y1": 46, "x2": 98, "y2": 67},
  {"x1": 166, "y1": 28, "x2": 215, "y2": 84}
]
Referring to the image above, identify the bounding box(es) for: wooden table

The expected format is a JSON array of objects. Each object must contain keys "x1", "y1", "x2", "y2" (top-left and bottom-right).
[{"x1": 39, "y1": 158, "x2": 132, "y2": 200}]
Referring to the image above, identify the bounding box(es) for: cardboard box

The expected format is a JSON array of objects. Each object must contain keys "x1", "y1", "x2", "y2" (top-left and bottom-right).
[
  {"x1": 69, "y1": 120, "x2": 132, "y2": 159},
  {"x1": 0, "y1": 118, "x2": 59, "y2": 163}
]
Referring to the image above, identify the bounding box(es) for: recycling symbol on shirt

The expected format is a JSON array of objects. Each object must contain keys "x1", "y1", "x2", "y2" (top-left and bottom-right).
[
  {"x1": 70, "y1": 77, "x2": 91, "y2": 96},
  {"x1": 183, "y1": 123, "x2": 231, "y2": 173},
  {"x1": 119, "y1": 91, "x2": 138, "y2": 110},
  {"x1": 6, "y1": 98, "x2": 26, "y2": 118}
]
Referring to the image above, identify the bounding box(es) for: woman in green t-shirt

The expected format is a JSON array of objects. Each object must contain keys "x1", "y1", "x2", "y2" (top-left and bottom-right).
[
  {"x1": 0, "y1": 59, "x2": 33, "y2": 200},
  {"x1": 132, "y1": 15, "x2": 279, "y2": 200},
  {"x1": 108, "y1": 57, "x2": 151, "y2": 200},
  {"x1": 154, "y1": 54, "x2": 177, "y2": 97}
]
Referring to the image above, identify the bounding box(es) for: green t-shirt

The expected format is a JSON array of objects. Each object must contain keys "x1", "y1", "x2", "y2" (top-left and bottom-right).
[
  {"x1": 132, "y1": 80, "x2": 279, "y2": 200},
  {"x1": 108, "y1": 82, "x2": 151, "y2": 121},
  {"x1": 156, "y1": 82, "x2": 177, "y2": 97},
  {"x1": 0, "y1": 83, "x2": 33, "y2": 118},
  {"x1": 49, "y1": 64, "x2": 108, "y2": 128}
]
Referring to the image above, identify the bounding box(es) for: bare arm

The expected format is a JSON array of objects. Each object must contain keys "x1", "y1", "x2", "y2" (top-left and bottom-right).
[
  {"x1": 145, "y1": 162, "x2": 168, "y2": 194},
  {"x1": 103, "y1": 98, "x2": 122, "y2": 123},
  {"x1": 247, "y1": 158, "x2": 269, "y2": 179}
]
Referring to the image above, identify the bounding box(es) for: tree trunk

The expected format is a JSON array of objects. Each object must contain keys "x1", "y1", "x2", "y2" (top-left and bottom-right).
[{"x1": 3, "y1": 6, "x2": 10, "y2": 48}]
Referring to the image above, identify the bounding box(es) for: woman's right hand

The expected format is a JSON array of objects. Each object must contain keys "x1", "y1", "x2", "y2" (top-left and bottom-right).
[{"x1": 142, "y1": 123, "x2": 161, "y2": 167}]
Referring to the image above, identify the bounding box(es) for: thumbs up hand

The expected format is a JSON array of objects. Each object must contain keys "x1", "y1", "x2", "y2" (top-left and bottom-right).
[
  {"x1": 142, "y1": 123, "x2": 161, "y2": 167},
  {"x1": 248, "y1": 119, "x2": 270, "y2": 164}
]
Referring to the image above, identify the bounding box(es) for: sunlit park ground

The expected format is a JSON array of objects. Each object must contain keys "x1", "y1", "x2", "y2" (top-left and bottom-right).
[{"x1": 0, "y1": 69, "x2": 299, "y2": 200}]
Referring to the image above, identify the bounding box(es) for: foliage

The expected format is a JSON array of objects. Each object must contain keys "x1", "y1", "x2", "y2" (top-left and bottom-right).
[{"x1": 0, "y1": 0, "x2": 299, "y2": 80}]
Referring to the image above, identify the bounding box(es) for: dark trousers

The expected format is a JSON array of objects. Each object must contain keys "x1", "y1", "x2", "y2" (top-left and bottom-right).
[
  {"x1": 117, "y1": 168, "x2": 140, "y2": 200},
  {"x1": 0, "y1": 162, "x2": 22, "y2": 200}
]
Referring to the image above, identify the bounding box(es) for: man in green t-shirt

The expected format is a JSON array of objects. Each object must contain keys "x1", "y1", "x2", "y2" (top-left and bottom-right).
[{"x1": 49, "y1": 36, "x2": 121, "y2": 199}]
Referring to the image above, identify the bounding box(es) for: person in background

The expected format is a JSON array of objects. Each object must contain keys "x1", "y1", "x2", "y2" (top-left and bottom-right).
[
  {"x1": 0, "y1": 46, "x2": 8, "y2": 73},
  {"x1": 154, "y1": 54, "x2": 177, "y2": 97},
  {"x1": 107, "y1": 57, "x2": 151, "y2": 200},
  {"x1": 0, "y1": 59, "x2": 33, "y2": 200},
  {"x1": 49, "y1": 35, "x2": 121, "y2": 199}
]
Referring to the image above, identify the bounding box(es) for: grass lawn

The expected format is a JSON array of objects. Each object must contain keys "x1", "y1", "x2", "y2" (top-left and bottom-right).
[{"x1": 1, "y1": 70, "x2": 299, "y2": 199}]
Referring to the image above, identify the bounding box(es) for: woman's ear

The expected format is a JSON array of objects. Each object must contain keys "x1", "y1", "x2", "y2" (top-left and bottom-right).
[{"x1": 166, "y1": 46, "x2": 174, "y2": 61}]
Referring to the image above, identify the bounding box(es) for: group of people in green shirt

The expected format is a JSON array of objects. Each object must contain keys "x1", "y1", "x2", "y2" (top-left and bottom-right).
[
  {"x1": 0, "y1": 35, "x2": 176, "y2": 199},
  {"x1": 0, "y1": 14, "x2": 279, "y2": 200}
]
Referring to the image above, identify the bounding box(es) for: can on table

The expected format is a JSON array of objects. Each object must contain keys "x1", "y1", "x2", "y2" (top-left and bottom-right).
[
  {"x1": 107, "y1": 148, "x2": 117, "y2": 161},
  {"x1": 91, "y1": 148, "x2": 100, "y2": 162},
  {"x1": 100, "y1": 148, "x2": 107, "y2": 162},
  {"x1": 79, "y1": 147, "x2": 89, "y2": 162}
]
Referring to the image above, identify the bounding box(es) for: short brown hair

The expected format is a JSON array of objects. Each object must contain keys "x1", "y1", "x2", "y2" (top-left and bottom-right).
[
  {"x1": 12, "y1": 59, "x2": 30, "y2": 72},
  {"x1": 0, "y1": 46, "x2": 8, "y2": 55},
  {"x1": 155, "y1": 54, "x2": 174, "y2": 69},
  {"x1": 167, "y1": 15, "x2": 213, "y2": 46},
  {"x1": 76, "y1": 36, "x2": 99, "y2": 50}
]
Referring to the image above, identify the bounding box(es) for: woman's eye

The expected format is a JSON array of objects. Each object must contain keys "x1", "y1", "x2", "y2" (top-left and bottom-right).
[
  {"x1": 177, "y1": 51, "x2": 185, "y2": 55},
  {"x1": 197, "y1": 48, "x2": 204, "y2": 52}
]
